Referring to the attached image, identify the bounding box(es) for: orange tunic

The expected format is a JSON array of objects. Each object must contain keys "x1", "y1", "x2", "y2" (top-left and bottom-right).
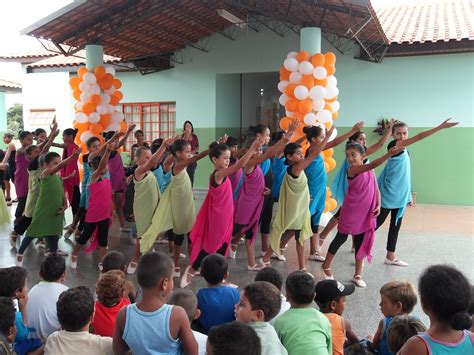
[{"x1": 324, "y1": 313, "x2": 346, "y2": 355}]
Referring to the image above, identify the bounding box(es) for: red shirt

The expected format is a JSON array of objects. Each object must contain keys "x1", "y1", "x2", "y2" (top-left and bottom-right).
[
  {"x1": 92, "y1": 297, "x2": 130, "y2": 337},
  {"x1": 181, "y1": 133, "x2": 199, "y2": 152}
]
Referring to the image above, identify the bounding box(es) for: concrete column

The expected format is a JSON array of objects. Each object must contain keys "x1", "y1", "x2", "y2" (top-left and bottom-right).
[
  {"x1": 300, "y1": 27, "x2": 321, "y2": 55},
  {"x1": 0, "y1": 92, "x2": 6, "y2": 132},
  {"x1": 85, "y1": 44, "x2": 104, "y2": 70}
]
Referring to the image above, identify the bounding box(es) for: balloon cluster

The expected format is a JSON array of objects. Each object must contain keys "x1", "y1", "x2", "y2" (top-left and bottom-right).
[
  {"x1": 277, "y1": 50, "x2": 339, "y2": 213},
  {"x1": 69, "y1": 65, "x2": 127, "y2": 150}
]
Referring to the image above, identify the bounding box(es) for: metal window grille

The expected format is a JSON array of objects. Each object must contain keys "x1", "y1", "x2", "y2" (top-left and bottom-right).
[{"x1": 29, "y1": 109, "x2": 56, "y2": 127}]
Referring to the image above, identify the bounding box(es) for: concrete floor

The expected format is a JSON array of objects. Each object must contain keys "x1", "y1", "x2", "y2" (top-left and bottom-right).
[{"x1": 1, "y1": 198, "x2": 473, "y2": 338}]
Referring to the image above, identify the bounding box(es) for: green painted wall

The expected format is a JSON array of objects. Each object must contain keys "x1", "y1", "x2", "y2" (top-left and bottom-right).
[{"x1": 0, "y1": 92, "x2": 6, "y2": 132}]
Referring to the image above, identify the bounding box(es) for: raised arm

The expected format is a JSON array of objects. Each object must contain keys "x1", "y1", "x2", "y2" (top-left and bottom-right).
[
  {"x1": 347, "y1": 146, "x2": 404, "y2": 177},
  {"x1": 89, "y1": 132, "x2": 123, "y2": 162},
  {"x1": 366, "y1": 119, "x2": 395, "y2": 156},
  {"x1": 118, "y1": 123, "x2": 136, "y2": 148},
  {"x1": 135, "y1": 138, "x2": 173, "y2": 180},
  {"x1": 174, "y1": 149, "x2": 209, "y2": 174},
  {"x1": 396, "y1": 118, "x2": 458, "y2": 148},
  {"x1": 325, "y1": 121, "x2": 364, "y2": 149},
  {"x1": 91, "y1": 142, "x2": 116, "y2": 182},
  {"x1": 43, "y1": 148, "x2": 82, "y2": 177},
  {"x1": 39, "y1": 122, "x2": 60, "y2": 155}
]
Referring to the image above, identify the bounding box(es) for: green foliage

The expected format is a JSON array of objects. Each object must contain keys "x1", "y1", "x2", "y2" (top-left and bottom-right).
[{"x1": 7, "y1": 103, "x2": 23, "y2": 136}]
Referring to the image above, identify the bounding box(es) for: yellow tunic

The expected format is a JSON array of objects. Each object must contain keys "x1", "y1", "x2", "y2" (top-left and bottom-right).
[{"x1": 134, "y1": 173, "x2": 160, "y2": 241}]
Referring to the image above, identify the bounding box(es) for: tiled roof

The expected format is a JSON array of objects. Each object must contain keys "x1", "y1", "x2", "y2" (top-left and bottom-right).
[
  {"x1": 0, "y1": 39, "x2": 56, "y2": 59},
  {"x1": 26, "y1": 50, "x2": 122, "y2": 69},
  {"x1": 376, "y1": 0, "x2": 474, "y2": 44},
  {"x1": 0, "y1": 79, "x2": 21, "y2": 90}
]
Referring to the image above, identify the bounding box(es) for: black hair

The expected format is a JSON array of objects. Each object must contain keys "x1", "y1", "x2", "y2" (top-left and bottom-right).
[
  {"x1": 286, "y1": 271, "x2": 316, "y2": 305},
  {"x1": 135, "y1": 146, "x2": 151, "y2": 159},
  {"x1": 63, "y1": 128, "x2": 78, "y2": 138},
  {"x1": 252, "y1": 124, "x2": 269, "y2": 137},
  {"x1": 40, "y1": 254, "x2": 65, "y2": 282},
  {"x1": 57, "y1": 286, "x2": 94, "y2": 331},
  {"x1": 303, "y1": 125, "x2": 323, "y2": 141},
  {"x1": 345, "y1": 142, "x2": 366, "y2": 155},
  {"x1": 207, "y1": 322, "x2": 261, "y2": 355},
  {"x1": 418, "y1": 264, "x2": 472, "y2": 331},
  {"x1": 134, "y1": 130, "x2": 144, "y2": 137},
  {"x1": 283, "y1": 143, "x2": 301, "y2": 165},
  {"x1": 169, "y1": 139, "x2": 190, "y2": 157},
  {"x1": 3, "y1": 133, "x2": 13, "y2": 139},
  {"x1": 386, "y1": 315, "x2": 427, "y2": 354},
  {"x1": 86, "y1": 136, "x2": 100, "y2": 148},
  {"x1": 25, "y1": 145, "x2": 39, "y2": 155},
  {"x1": 255, "y1": 267, "x2": 283, "y2": 291},
  {"x1": 348, "y1": 131, "x2": 365, "y2": 143},
  {"x1": 183, "y1": 120, "x2": 194, "y2": 133},
  {"x1": 168, "y1": 288, "x2": 198, "y2": 323},
  {"x1": 91, "y1": 156, "x2": 102, "y2": 170},
  {"x1": 19, "y1": 131, "x2": 32, "y2": 141},
  {"x1": 209, "y1": 143, "x2": 230, "y2": 162},
  {"x1": 137, "y1": 251, "x2": 173, "y2": 289},
  {"x1": 226, "y1": 136, "x2": 238, "y2": 147},
  {"x1": 272, "y1": 131, "x2": 285, "y2": 144},
  {"x1": 0, "y1": 266, "x2": 27, "y2": 297},
  {"x1": 244, "y1": 282, "x2": 281, "y2": 321},
  {"x1": 43, "y1": 151, "x2": 60, "y2": 164},
  {"x1": 0, "y1": 297, "x2": 15, "y2": 335},
  {"x1": 392, "y1": 121, "x2": 408, "y2": 134},
  {"x1": 469, "y1": 286, "x2": 474, "y2": 316},
  {"x1": 33, "y1": 128, "x2": 46, "y2": 137},
  {"x1": 104, "y1": 131, "x2": 115, "y2": 141},
  {"x1": 152, "y1": 138, "x2": 164, "y2": 147},
  {"x1": 344, "y1": 343, "x2": 372, "y2": 355},
  {"x1": 201, "y1": 254, "x2": 228, "y2": 285},
  {"x1": 102, "y1": 251, "x2": 126, "y2": 273}
]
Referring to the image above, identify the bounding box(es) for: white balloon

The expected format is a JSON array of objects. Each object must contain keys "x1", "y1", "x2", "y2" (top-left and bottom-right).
[
  {"x1": 80, "y1": 92, "x2": 91, "y2": 103},
  {"x1": 326, "y1": 75, "x2": 337, "y2": 87},
  {"x1": 96, "y1": 105, "x2": 108, "y2": 115},
  {"x1": 105, "y1": 66, "x2": 116, "y2": 76},
  {"x1": 294, "y1": 85, "x2": 309, "y2": 100},
  {"x1": 83, "y1": 72, "x2": 97, "y2": 84},
  {"x1": 319, "y1": 212, "x2": 333, "y2": 227},
  {"x1": 76, "y1": 101, "x2": 84, "y2": 111},
  {"x1": 279, "y1": 94, "x2": 289, "y2": 106},
  {"x1": 78, "y1": 82, "x2": 90, "y2": 92},
  {"x1": 316, "y1": 109, "x2": 332, "y2": 123},
  {"x1": 309, "y1": 85, "x2": 326, "y2": 101},
  {"x1": 298, "y1": 61, "x2": 314, "y2": 75},
  {"x1": 80, "y1": 130, "x2": 93, "y2": 143},
  {"x1": 277, "y1": 81, "x2": 289, "y2": 93},
  {"x1": 303, "y1": 112, "x2": 317, "y2": 126},
  {"x1": 104, "y1": 86, "x2": 116, "y2": 95},
  {"x1": 330, "y1": 101, "x2": 340, "y2": 112},
  {"x1": 106, "y1": 122, "x2": 120, "y2": 132},
  {"x1": 89, "y1": 84, "x2": 100, "y2": 95},
  {"x1": 285, "y1": 110, "x2": 294, "y2": 117},
  {"x1": 75, "y1": 112, "x2": 88, "y2": 123},
  {"x1": 286, "y1": 51, "x2": 298, "y2": 59},
  {"x1": 289, "y1": 71, "x2": 302, "y2": 84},
  {"x1": 284, "y1": 57, "x2": 299, "y2": 72},
  {"x1": 88, "y1": 112, "x2": 100, "y2": 124},
  {"x1": 100, "y1": 94, "x2": 111, "y2": 105},
  {"x1": 107, "y1": 104, "x2": 115, "y2": 114},
  {"x1": 313, "y1": 66, "x2": 327, "y2": 80},
  {"x1": 112, "y1": 111, "x2": 124, "y2": 123},
  {"x1": 324, "y1": 86, "x2": 339, "y2": 99},
  {"x1": 312, "y1": 99, "x2": 325, "y2": 112},
  {"x1": 329, "y1": 128, "x2": 338, "y2": 142}
]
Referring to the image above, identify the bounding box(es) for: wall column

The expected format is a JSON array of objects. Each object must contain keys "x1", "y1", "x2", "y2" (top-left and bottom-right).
[
  {"x1": 85, "y1": 44, "x2": 104, "y2": 70},
  {"x1": 300, "y1": 27, "x2": 321, "y2": 55}
]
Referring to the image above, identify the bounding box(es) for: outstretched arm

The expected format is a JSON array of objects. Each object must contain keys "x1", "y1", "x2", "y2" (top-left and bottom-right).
[
  {"x1": 396, "y1": 118, "x2": 458, "y2": 148},
  {"x1": 118, "y1": 123, "x2": 136, "y2": 148},
  {"x1": 39, "y1": 122, "x2": 60, "y2": 155},
  {"x1": 43, "y1": 148, "x2": 82, "y2": 177},
  {"x1": 366, "y1": 119, "x2": 395, "y2": 156},
  {"x1": 325, "y1": 121, "x2": 364, "y2": 149},
  {"x1": 347, "y1": 146, "x2": 404, "y2": 177},
  {"x1": 135, "y1": 138, "x2": 173, "y2": 180},
  {"x1": 174, "y1": 149, "x2": 209, "y2": 175},
  {"x1": 89, "y1": 132, "x2": 122, "y2": 162},
  {"x1": 91, "y1": 142, "x2": 116, "y2": 182}
]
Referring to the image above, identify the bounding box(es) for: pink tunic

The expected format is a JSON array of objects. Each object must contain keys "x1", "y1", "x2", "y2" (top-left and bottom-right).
[
  {"x1": 107, "y1": 152, "x2": 126, "y2": 193},
  {"x1": 14, "y1": 152, "x2": 29, "y2": 198},
  {"x1": 234, "y1": 166, "x2": 265, "y2": 242},
  {"x1": 189, "y1": 174, "x2": 234, "y2": 264},
  {"x1": 85, "y1": 178, "x2": 112, "y2": 223},
  {"x1": 339, "y1": 170, "x2": 378, "y2": 262},
  {"x1": 61, "y1": 142, "x2": 80, "y2": 205}
]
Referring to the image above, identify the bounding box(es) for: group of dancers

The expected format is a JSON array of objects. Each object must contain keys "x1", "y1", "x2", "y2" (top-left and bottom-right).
[{"x1": 0, "y1": 116, "x2": 458, "y2": 289}]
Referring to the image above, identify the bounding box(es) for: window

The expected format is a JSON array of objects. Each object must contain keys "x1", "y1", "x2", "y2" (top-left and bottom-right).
[
  {"x1": 122, "y1": 102, "x2": 176, "y2": 150},
  {"x1": 29, "y1": 109, "x2": 56, "y2": 126}
]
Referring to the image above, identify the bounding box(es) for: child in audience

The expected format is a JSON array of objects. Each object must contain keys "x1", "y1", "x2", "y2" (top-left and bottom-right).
[
  {"x1": 195, "y1": 254, "x2": 240, "y2": 334},
  {"x1": 254, "y1": 267, "x2": 290, "y2": 322},
  {"x1": 371, "y1": 281, "x2": 418, "y2": 354},
  {"x1": 113, "y1": 251, "x2": 197, "y2": 355},
  {"x1": 26, "y1": 254, "x2": 68, "y2": 341},
  {"x1": 235, "y1": 281, "x2": 288, "y2": 355},
  {"x1": 92, "y1": 270, "x2": 130, "y2": 337},
  {"x1": 101, "y1": 251, "x2": 135, "y2": 302},
  {"x1": 0, "y1": 297, "x2": 16, "y2": 355},
  {"x1": 399, "y1": 265, "x2": 473, "y2": 354},
  {"x1": 386, "y1": 315, "x2": 426, "y2": 354},
  {"x1": 45, "y1": 286, "x2": 113, "y2": 354},
  {"x1": 315, "y1": 280, "x2": 359, "y2": 355},
  {"x1": 169, "y1": 289, "x2": 208, "y2": 355},
  {"x1": 273, "y1": 271, "x2": 332, "y2": 354},
  {"x1": 207, "y1": 322, "x2": 261, "y2": 355}
]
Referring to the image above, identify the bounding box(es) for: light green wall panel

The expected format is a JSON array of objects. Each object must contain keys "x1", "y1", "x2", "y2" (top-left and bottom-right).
[
  {"x1": 0, "y1": 92, "x2": 6, "y2": 132},
  {"x1": 216, "y1": 74, "x2": 241, "y2": 128}
]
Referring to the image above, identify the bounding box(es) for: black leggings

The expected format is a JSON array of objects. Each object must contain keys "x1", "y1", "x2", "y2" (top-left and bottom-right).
[
  {"x1": 259, "y1": 170, "x2": 274, "y2": 234},
  {"x1": 71, "y1": 186, "x2": 81, "y2": 216},
  {"x1": 14, "y1": 216, "x2": 32, "y2": 235},
  {"x1": 376, "y1": 207, "x2": 403, "y2": 252},
  {"x1": 77, "y1": 207, "x2": 86, "y2": 231},
  {"x1": 18, "y1": 235, "x2": 58, "y2": 255},
  {"x1": 166, "y1": 230, "x2": 187, "y2": 246},
  {"x1": 192, "y1": 242, "x2": 228, "y2": 271},
  {"x1": 15, "y1": 196, "x2": 27, "y2": 219},
  {"x1": 328, "y1": 232, "x2": 364, "y2": 256},
  {"x1": 76, "y1": 218, "x2": 110, "y2": 247},
  {"x1": 232, "y1": 223, "x2": 254, "y2": 240}
]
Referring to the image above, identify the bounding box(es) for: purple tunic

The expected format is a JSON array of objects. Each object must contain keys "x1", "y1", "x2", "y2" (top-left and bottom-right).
[
  {"x1": 107, "y1": 152, "x2": 126, "y2": 193},
  {"x1": 14, "y1": 152, "x2": 29, "y2": 198}
]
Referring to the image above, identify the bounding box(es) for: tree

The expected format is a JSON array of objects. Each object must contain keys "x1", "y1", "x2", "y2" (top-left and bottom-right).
[{"x1": 7, "y1": 103, "x2": 23, "y2": 136}]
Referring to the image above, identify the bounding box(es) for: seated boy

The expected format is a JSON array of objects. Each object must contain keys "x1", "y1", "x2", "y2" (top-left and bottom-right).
[
  {"x1": 0, "y1": 297, "x2": 16, "y2": 355},
  {"x1": 207, "y1": 322, "x2": 261, "y2": 355},
  {"x1": 273, "y1": 271, "x2": 332, "y2": 355},
  {"x1": 101, "y1": 251, "x2": 135, "y2": 302},
  {"x1": 386, "y1": 315, "x2": 426, "y2": 354},
  {"x1": 255, "y1": 267, "x2": 290, "y2": 323},
  {"x1": 27, "y1": 254, "x2": 68, "y2": 340},
  {"x1": 315, "y1": 279, "x2": 358, "y2": 355},
  {"x1": 235, "y1": 281, "x2": 288, "y2": 355},
  {"x1": 196, "y1": 254, "x2": 240, "y2": 334},
  {"x1": 113, "y1": 251, "x2": 197, "y2": 355},
  {"x1": 169, "y1": 289, "x2": 207, "y2": 355}
]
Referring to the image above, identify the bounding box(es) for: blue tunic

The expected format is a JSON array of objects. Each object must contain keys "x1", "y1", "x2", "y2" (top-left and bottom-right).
[
  {"x1": 304, "y1": 155, "x2": 327, "y2": 226},
  {"x1": 271, "y1": 156, "x2": 286, "y2": 201}
]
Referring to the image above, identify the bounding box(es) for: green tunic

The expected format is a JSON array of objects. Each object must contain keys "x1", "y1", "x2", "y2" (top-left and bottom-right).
[
  {"x1": 26, "y1": 174, "x2": 64, "y2": 238},
  {"x1": 24, "y1": 169, "x2": 41, "y2": 218},
  {"x1": 134, "y1": 173, "x2": 160, "y2": 243},
  {"x1": 0, "y1": 189, "x2": 10, "y2": 227}
]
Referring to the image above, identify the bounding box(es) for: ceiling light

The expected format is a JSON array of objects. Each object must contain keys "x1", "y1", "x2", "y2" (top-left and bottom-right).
[{"x1": 217, "y1": 9, "x2": 246, "y2": 29}]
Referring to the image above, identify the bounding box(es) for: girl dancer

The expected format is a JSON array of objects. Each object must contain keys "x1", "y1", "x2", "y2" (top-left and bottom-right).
[
  {"x1": 0, "y1": 179, "x2": 9, "y2": 227},
  {"x1": 70, "y1": 141, "x2": 117, "y2": 270},
  {"x1": 16, "y1": 149, "x2": 82, "y2": 266},
  {"x1": 260, "y1": 123, "x2": 333, "y2": 271},
  {"x1": 180, "y1": 136, "x2": 263, "y2": 288},
  {"x1": 1, "y1": 133, "x2": 16, "y2": 206},
  {"x1": 13, "y1": 131, "x2": 33, "y2": 224},
  {"x1": 376, "y1": 118, "x2": 458, "y2": 267},
  {"x1": 321, "y1": 143, "x2": 403, "y2": 288}
]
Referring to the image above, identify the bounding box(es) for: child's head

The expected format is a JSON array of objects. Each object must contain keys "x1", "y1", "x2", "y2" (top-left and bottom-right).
[
  {"x1": 62, "y1": 128, "x2": 77, "y2": 143},
  {"x1": 40, "y1": 254, "x2": 66, "y2": 283},
  {"x1": 253, "y1": 124, "x2": 270, "y2": 146},
  {"x1": 285, "y1": 271, "x2": 315, "y2": 306},
  {"x1": 170, "y1": 139, "x2": 191, "y2": 161},
  {"x1": 209, "y1": 143, "x2": 230, "y2": 169},
  {"x1": 379, "y1": 281, "x2": 417, "y2": 317},
  {"x1": 57, "y1": 286, "x2": 94, "y2": 331},
  {"x1": 345, "y1": 142, "x2": 366, "y2": 167},
  {"x1": 226, "y1": 136, "x2": 238, "y2": 154},
  {"x1": 303, "y1": 125, "x2": 324, "y2": 143},
  {"x1": 102, "y1": 251, "x2": 126, "y2": 273},
  {"x1": 33, "y1": 128, "x2": 47, "y2": 143},
  {"x1": 90, "y1": 156, "x2": 104, "y2": 172},
  {"x1": 392, "y1": 122, "x2": 408, "y2": 141},
  {"x1": 25, "y1": 144, "x2": 40, "y2": 161},
  {"x1": 284, "y1": 143, "x2": 303, "y2": 165},
  {"x1": 201, "y1": 254, "x2": 228, "y2": 286},
  {"x1": 135, "y1": 146, "x2": 152, "y2": 165},
  {"x1": 134, "y1": 129, "x2": 145, "y2": 143},
  {"x1": 96, "y1": 270, "x2": 126, "y2": 308},
  {"x1": 0, "y1": 297, "x2": 16, "y2": 342},
  {"x1": 137, "y1": 251, "x2": 173, "y2": 295},
  {"x1": 86, "y1": 136, "x2": 101, "y2": 153},
  {"x1": 255, "y1": 267, "x2": 283, "y2": 291},
  {"x1": 315, "y1": 280, "x2": 355, "y2": 316},
  {"x1": 419, "y1": 264, "x2": 472, "y2": 330},
  {"x1": 19, "y1": 131, "x2": 33, "y2": 147},
  {"x1": 104, "y1": 131, "x2": 115, "y2": 141},
  {"x1": 43, "y1": 151, "x2": 61, "y2": 169},
  {"x1": 235, "y1": 281, "x2": 281, "y2": 323},
  {"x1": 348, "y1": 131, "x2": 366, "y2": 147},
  {"x1": 183, "y1": 120, "x2": 194, "y2": 134},
  {"x1": 386, "y1": 315, "x2": 427, "y2": 354},
  {"x1": 207, "y1": 322, "x2": 261, "y2": 355},
  {"x1": 0, "y1": 266, "x2": 28, "y2": 300},
  {"x1": 344, "y1": 343, "x2": 372, "y2": 355},
  {"x1": 169, "y1": 289, "x2": 200, "y2": 323},
  {"x1": 3, "y1": 133, "x2": 13, "y2": 144}
]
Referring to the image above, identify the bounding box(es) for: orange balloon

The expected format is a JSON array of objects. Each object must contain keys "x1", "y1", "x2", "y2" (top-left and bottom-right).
[
  {"x1": 77, "y1": 67, "x2": 88, "y2": 78},
  {"x1": 69, "y1": 77, "x2": 81, "y2": 90},
  {"x1": 315, "y1": 79, "x2": 327, "y2": 86},
  {"x1": 324, "y1": 121, "x2": 332, "y2": 129},
  {"x1": 98, "y1": 73, "x2": 114, "y2": 90},
  {"x1": 284, "y1": 83, "x2": 297, "y2": 98},
  {"x1": 326, "y1": 96, "x2": 337, "y2": 103},
  {"x1": 110, "y1": 95, "x2": 120, "y2": 106},
  {"x1": 296, "y1": 50, "x2": 310, "y2": 62},
  {"x1": 90, "y1": 94, "x2": 101, "y2": 106},
  {"x1": 89, "y1": 123, "x2": 104, "y2": 135},
  {"x1": 100, "y1": 114, "x2": 112, "y2": 129},
  {"x1": 325, "y1": 65, "x2": 336, "y2": 76},
  {"x1": 324, "y1": 52, "x2": 336, "y2": 65},
  {"x1": 327, "y1": 157, "x2": 337, "y2": 171},
  {"x1": 94, "y1": 66, "x2": 106, "y2": 80},
  {"x1": 119, "y1": 121, "x2": 128, "y2": 133},
  {"x1": 324, "y1": 103, "x2": 333, "y2": 112},
  {"x1": 74, "y1": 136, "x2": 82, "y2": 146},
  {"x1": 323, "y1": 148, "x2": 334, "y2": 158},
  {"x1": 279, "y1": 117, "x2": 292, "y2": 131},
  {"x1": 72, "y1": 89, "x2": 81, "y2": 101},
  {"x1": 73, "y1": 121, "x2": 89, "y2": 132},
  {"x1": 311, "y1": 53, "x2": 325, "y2": 67},
  {"x1": 300, "y1": 75, "x2": 315, "y2": 89},
  {"x1": 285, "y1": 98, "x2": 299, "y2": 112},
  {"x1": 328, "y1": 198, "x2": 337, "y2": 211},
  {"x1": 324, "y1": 161, "x2": 330, "y2": 172},
  {"x1": 114, "y1": 91, "x2": 123, "y2": 101},
  {"x1": 279, "y1": 66, "x2": 290, "y2": 81},
  {"x1": 298, "y1": 99, "x2": 313, "y2": 114},
  {"x1": 332, "y1": 112, "x2": 339, "y2": 120},
  {"x1": 293, "y1": 112, "x2": 304, "y2": 120},
  {"x1": 113, "y1": 79, "x2": 122, "y2": 89},
  {"x1": 82, "y1": 103, "x2": 95, "y2": 115}
]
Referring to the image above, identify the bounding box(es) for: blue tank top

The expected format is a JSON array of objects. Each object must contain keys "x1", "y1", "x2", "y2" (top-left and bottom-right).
[
  {"x1": 271, "y1": 156, "x2": 286, "y2": 200},
  {"x1": 418, "y1": 330, "x2": 474, "y2": 355},
  {"x1": 153, "y1": 165, "x2": 172, "y2": 193},
  {"x1": 123, "y1": 303, "x2": 181, "y2": 354},
  {"x1": 304, "y1": 155, "x2": 327, "y2": 224},
  {"x1": 379, "y1": 316, "x2": 393, "y2": 355}
]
